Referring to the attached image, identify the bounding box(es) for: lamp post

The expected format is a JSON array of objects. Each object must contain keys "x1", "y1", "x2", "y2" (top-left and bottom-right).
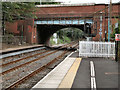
[
  {"x1": 40, "y1": 0, "x2": 41, "y2": 5},
  {"x1": 115, "y1": 23, "x2": 119, "y2": 62},
  {"x1": 99, "y1": 12, "x2": 102, "y2": 41},
  {"x1": 108, "y1": 0, "x2": 112, "y2": 42},
  {"x1": 86, "y1": 24, "x2": 91, "y2": 41},
  {"x1": 2, "y1": 11, "x2": 5, "y2": 35}
]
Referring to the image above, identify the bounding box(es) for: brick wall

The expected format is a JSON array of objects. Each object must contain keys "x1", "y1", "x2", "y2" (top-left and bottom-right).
[
  {"x1": 5, "y1": 4, "x2": 120, "y2": 43},
  {"x1": 5, "y1": 19, "x2": 37, "y2": 44}
]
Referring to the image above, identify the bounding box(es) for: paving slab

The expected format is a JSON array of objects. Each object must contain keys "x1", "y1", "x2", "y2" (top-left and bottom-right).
[{"x1": 31, "y1": 52, "x2": 76, "y2": 89}]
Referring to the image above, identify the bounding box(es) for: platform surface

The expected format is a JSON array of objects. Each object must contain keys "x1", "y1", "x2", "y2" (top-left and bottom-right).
[
  {"x1": 0, "y1": 44, "x2": 43, "y2": 54},
  {"x1": 32, "y1": 51, "x2": 119, "y2": 89},
  {"x1": 32, "y1": 51, "x2": 81, "y2": 89}
]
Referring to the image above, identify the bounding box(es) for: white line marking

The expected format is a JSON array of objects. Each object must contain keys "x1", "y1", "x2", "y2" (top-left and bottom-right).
[
  {"x1": 90, "y1": 61, "x2": 95, "y2": 77},
  {"x1": 93, "y1": 77, "x2": 97, "y2": 89},
  {"x1": 90, "y1": 61, "x2": 97, "y2": 90},
  {"x1": 91, "y1": 77, "x2": 93, "y2": 89}
]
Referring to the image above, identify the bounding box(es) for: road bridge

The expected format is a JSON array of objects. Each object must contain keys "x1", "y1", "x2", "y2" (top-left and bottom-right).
[
  {"x1": 6, "y1": 3, "x2": 120, "y2": 45},
  {"x1": 34, "y1": 3, "x2": 119, "y2": 45}
]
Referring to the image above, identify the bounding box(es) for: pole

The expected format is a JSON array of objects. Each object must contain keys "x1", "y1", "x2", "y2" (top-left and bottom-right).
[
  {"x1": 115, "y1": 28, "x2": 119, "y2": 62},
  {"x1": 84, "y1": 19, "x2": 86, "y2": 33},
  {"x1": 108, "y1": 2, "x2": 110, "y2": 42},
  {"x1": 40, "y1": 0, "x2": 41, "y2": 5},
  {"x1": 105, "y1": 7, "x2": 107, "y2": 41},
  {"x1": 2, "y1": 11, "x2": 5, "y2": 35},
  {"x1": 108, "y1": 18, "x2": 110, "y2": 42},
  {"x1": 99, "y1": 12, "x2": 102, "y2": 41},
  {"x1": 115, "y1": 41, "x2": 118, "y2": 62},
  {"x1": 21, "y1": 25, "x2": 23, "y2": 44},
  {"x1": 108, "y1": 0, "x2": 112, "y2": 42}
]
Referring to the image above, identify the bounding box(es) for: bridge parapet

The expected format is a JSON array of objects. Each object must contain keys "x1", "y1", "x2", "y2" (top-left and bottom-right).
[{"x1": 34, "y1": 19, "x2": 93, "y2": 25}]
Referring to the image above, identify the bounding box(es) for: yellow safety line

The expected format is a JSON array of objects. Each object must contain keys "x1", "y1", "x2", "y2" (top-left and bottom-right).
[{"x1": 58, "y1": 58, "x2": 82, "y2": 88}]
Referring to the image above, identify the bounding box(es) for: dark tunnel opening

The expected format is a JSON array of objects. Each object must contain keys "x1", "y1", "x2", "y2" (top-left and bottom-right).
[{"x1": 36, "y1": 24, "x2": 89, "y2": 46}]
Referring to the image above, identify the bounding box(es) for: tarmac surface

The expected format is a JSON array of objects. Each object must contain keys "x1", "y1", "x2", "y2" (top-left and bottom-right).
[
  {"x1": 71, "y1": 52, "x2": 119, "y2": 89},
  {"x1": 32, "y1": 51, "x2": 120, "y2": 89}
]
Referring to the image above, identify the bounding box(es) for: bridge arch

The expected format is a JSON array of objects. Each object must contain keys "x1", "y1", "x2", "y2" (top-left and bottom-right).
[{"x1": 36, "y1": 24, "x2": 89, "y2": 45}]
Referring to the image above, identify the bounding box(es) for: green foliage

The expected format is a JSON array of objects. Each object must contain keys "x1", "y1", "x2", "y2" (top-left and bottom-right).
[
  {"x1": 50, "y1": 36, "x2": 56, "y2": 45},
  {"x1": 50, "y1": 28, "x2": 84, "y2": 45},
  {"x1": 111, "y1": 24, "x2": 120, "y2": 40},
  {"x1": 57, "y1": 38, "x2": 64, "y2": 44},
  {"x1": 50, "y1": 39, "x2": 56, "y2": 45},
  {"x1": 57, "y1": 28, "x2": 85, "y2": 41},
  {"x1": 2, "y1": 2, "x2": 36, "y2": 22},
  {"x1": 64, "y1": 36, "x2": 71, "y2": 43},
  {"x1": 50, "y1": 28, "x2": 85, "y2": 45},
  {"x1": 111, "y1": 16, "x2": 120, "y2": 40}
]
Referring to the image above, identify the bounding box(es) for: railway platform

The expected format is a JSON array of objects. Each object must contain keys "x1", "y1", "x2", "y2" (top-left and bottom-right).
[
  {"x1": 31, "y1": 51, "x2": 119, "y2": 89},
  {"x1": 0, "y1": 44, "x2": 43, "y2": 54}
]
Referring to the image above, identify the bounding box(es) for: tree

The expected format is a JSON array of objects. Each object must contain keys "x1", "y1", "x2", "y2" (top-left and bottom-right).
[
  {"x1": 2, "y1": 2, "x2": 36, "y2": 35},
  {"x1": 57, "y1": 27, "x2": 85, "y2": 42},
  {"x1": 111, "y1": 18, "x2": 120, "y2": 40},
  {"x1": 2, "y1": 2, "x2": 36, "y2": 22}
]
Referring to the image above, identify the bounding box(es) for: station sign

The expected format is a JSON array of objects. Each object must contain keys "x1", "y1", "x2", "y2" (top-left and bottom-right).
[
  {"x1": 99, "y1": 28, "x2": 102, "y2": 31},
  {"x1": 115, "y1": 34, "x2": 120, "y2": 41}
]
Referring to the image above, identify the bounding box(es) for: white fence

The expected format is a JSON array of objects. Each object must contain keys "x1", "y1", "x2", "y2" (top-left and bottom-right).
[{"x1": 79, "y1": 41, "x2": 115, "y2": 57}]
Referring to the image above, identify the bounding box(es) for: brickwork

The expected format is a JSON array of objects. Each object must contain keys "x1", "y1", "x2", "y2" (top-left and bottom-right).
[
  {"x1": 5, "y1": 3, "x2": 120, "y2": 44},
  {"x1": 5, "y1": 19, "x2": 37, "y2": 44}
]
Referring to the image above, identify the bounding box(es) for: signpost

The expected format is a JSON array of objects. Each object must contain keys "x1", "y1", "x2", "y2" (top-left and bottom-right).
[
  {"x1": 115, "y1": 34, "x2": 120, "y2": 41},
  {"x1": 99, "y1": 14, "x2": 102, "y2": 41},
  {"x1": 115, "y1": 34, "x2": 120, "y2": 62}
]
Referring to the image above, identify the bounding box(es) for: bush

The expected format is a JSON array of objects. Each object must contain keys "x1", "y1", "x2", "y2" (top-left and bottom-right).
[{"x1": 64, "y1": 36, "x2": 71, "y2": 43}]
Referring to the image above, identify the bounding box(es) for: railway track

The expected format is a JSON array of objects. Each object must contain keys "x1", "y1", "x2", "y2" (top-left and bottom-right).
[
  {"x1": 0, "y1": 46, "x2": 46, "y2": 60},
  {"x1": 5, "y1": 51, "x2": 68, "y2": 89},
  {"x1": 0, "y1": 50, "x2": 58, "y2": 75},
  {"x1": 0, "y1": 50, "x2": 50, "y2": 67},
  {"x1": 1, "y1": 42, "x2": 78, "y2": 89}
]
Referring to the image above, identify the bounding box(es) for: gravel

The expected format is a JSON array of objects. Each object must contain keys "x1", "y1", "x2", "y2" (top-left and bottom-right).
[
  {"x1": 17, "y1": 51, "x2": 71, "y2": 89},
  {"x1": 1, "y1": 48, "x2": 71, "y2": 88}
]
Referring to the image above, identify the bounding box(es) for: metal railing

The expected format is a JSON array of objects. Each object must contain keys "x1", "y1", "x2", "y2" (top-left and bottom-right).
[{"x1": 79, "y1": 41, "x2": 115, "y2": 58}]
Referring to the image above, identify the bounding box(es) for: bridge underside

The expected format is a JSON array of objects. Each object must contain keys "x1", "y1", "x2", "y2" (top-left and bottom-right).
[{"x1": 37, "y1": 24, "x2": 85, "y2": 45}]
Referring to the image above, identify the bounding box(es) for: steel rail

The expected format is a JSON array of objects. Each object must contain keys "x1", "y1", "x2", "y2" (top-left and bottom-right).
[
  {"x1": 1, "y1": 42, "x2": 74, "y2": 68},
  {"x1": 0, "y1": 50, "x2": 51, "y2": 67},
  {"x1": 0, "y1": 47, "x2": 46, "y2": 59},
  {"x1": 2, "y1": 43, "x2": 77, "y2": 83},
  {"x1": 5, "y1": 50, "x2": 68, "y2": 89},
  {"x1": 1, "y1": 41, "x2": 75, "y2": 75},
  {"x1": 3, "y1": 42, "x2": 78, "y2": 89},
  {"x1": 0, "y1": 50, "x2": 58, "y2": 75},
  {"x1": 1, "y1": 42, "x2": 75, "y2": 75}
]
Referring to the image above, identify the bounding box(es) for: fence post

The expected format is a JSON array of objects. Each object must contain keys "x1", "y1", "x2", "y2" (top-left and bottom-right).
[
  {"x1": 107, "y1": 43, "x2": 109, "y2": 57},
  {"x1": 115, "y1": 41, "x2": 118, "y2": 62},
  {"x1": 79, "y1": 41, "x2": 81, "y2": 57}
]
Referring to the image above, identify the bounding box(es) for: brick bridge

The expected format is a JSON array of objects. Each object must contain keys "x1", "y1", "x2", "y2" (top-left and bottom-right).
[{"x1": 6, "y1": 3, "x2": 120, "y2": 45}]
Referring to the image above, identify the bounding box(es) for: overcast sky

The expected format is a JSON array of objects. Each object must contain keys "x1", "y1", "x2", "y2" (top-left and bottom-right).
[{"x1": 55, "y1": 0, "x2": 120, "y2": 4}]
